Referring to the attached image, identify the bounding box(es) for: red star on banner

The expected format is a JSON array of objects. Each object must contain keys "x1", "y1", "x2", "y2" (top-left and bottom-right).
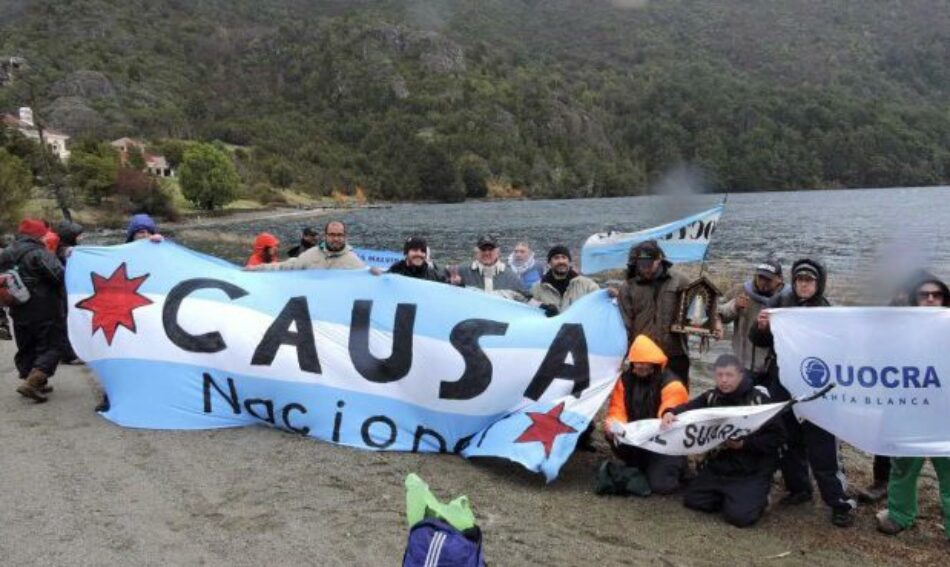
[
  {"x1": 75, "y1": 263, "x2": 153, "y2": 345},
  {"x1": 514, "y1": 402, "x2": 578, "y2": 458}
]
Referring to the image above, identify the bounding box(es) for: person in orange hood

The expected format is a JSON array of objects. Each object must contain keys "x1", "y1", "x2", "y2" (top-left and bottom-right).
[
  {"x1": 246, "y1": 233, "x2": 280, "y2": 267},
  {"x1": 603, "y1": 334, "x2": 689, "y2": 494}
]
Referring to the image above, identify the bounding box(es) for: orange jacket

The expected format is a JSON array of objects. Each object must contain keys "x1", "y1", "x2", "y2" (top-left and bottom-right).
[
  {"x1": 605, "y1": 334, "x2": 687, "y2": 428},
  {"x1": 246, "y1": 232, "x2": 280, "y2": 267}
]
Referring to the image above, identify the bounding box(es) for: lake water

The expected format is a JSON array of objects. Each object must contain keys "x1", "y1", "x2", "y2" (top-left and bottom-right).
[{"x1": 187, "y1": 186, "x2": 949, "y2": 304}]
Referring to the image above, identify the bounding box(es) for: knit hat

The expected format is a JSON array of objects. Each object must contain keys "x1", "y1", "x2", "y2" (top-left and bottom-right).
[
  {"x1": 18, "y1": 218, "x2": 48, "y2": 239},
  {"x1": 547, "y1": 245, "x2": 572, "y2": 262},
  {"x1": 126, "y1": 213, "x2": 158, "y2": 242},
  {"x1": 404, "y1": 236, "x2": 428, "y2": 254},
  {"x1": 626, "y1": 335, "x2": 668, "y2": 368},
  {"x1": 302, "y1": 227, "x2": 318, "y2": 237}
]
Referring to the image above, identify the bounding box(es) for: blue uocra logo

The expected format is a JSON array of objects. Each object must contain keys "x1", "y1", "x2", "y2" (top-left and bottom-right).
[{"x1": 800, "y1": 357, "x2": 831, "y2": 388}]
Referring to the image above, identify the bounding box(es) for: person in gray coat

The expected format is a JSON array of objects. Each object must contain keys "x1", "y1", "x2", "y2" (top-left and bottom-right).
[{"x1": 449, "y1": 234, "x2": 525, "y2": 301}]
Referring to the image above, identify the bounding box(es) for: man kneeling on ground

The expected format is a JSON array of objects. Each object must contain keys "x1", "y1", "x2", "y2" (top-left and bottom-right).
[
  {"x1": 603, "y1": 335, "x2": 689, "y2": 495},
  {"x1": 662, "y1": 354, "x2": 785, "y2": 527}
]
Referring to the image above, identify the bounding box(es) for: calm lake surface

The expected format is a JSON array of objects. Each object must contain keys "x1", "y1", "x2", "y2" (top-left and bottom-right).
[{"x1": 187, "y1": 186, "x2": 949, "y2": 304}]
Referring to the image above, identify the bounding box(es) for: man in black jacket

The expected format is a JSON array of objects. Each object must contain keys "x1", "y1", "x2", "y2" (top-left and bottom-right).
[
  {"x1": 0, "y1": 218, "x2": 66, "y2": 402},
  {"x1": 663, "y1": 354, "x2": 785, "y2": 527},
  {"x1": 287, "y1": 227, "x2": 318, "y2": 258},
  {"x1": 749, "y1": 258, "x2": 857, "y2": 527},
  {"x1": 387, "y1": 236, "x2": 445, "y2": 283}
]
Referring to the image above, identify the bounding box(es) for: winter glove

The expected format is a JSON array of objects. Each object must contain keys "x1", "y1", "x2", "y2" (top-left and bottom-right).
[{"x1": 539, "y1": 303, "x2": 559, "y2": 318}]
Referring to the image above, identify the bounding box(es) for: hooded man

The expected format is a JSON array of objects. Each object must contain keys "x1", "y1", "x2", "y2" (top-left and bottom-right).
[
  {"x1": 508, "y1": 241, "x2": 544, "y2": 293},
  {"x1": 530, "y1": 245, "x2": 599, "y2": 316},
  {"x1": 387, "y1": 236, "x2": 445, "y2": 282},
  {"x1": 54, "y1": 220, "x2": 84, "y2": 265},
  {"x1": 246, "y1": 233, "x2": 280, "y2": 267},
  {"x1": 0, "y1": 218, "x2": 66, "y2": 402},
  {"x1": 287, "y1": 227, "x2": 318, "y2": 258},
  {"x1": 876, "y1": 271, "x2": 950, "y2": 541},
  {"x1": 664, "y1": 354, "x2": 786, "y2": 527},
  {"x1": 449, "y1": 234, "x2": 525, "y2": 301},
  {"x1": 719, "y1": 259, "x2": 785, "y2": 376},
  {"x1": 749, "y1": 257, "x2": 856, "y2": 528},
  {"x1": 615, "y1": 240, "x2": 694, "y2": 385},
  {"x1": 604, "y1": 335, "x2": 689, "y2": 494},
  {"x1": 249, "y1": 220, "x2": 364, "y2": 271}
]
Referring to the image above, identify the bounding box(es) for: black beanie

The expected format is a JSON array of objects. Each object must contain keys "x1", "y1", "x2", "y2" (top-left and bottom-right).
[
  {"x1": 403, "y1": 236, "x2": 428, "y2": 254},
  {"x1": 547, "y1": 245, "x2": 572, "y2": 262}
]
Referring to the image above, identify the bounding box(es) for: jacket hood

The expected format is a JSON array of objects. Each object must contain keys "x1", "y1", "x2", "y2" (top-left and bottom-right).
[
  {"x1": 908, "y1": 271, "x2": 950, "y2": 307},
  {"x1": 791, "y1": 258, "x2": 827, "y2": 304},
  {"x1": 126, "y1": 214, "x2": 158, "y2": 242},
  {"x1": 626, "y1": 334, "x2": 668, "y2": 368},
  {"x1": 253, "y1": 232, "x2": 280, "y2": 253},
  {"x1": 18, "y1": 218, "x2": 48, "y2": 239}
]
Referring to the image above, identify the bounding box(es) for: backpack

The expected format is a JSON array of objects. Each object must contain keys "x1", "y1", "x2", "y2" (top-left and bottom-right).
[
  {"x1": 403, "y1": 519, "x2": 485, "y2": 567},
  {"x1": 0, "y1": 247, "x2": 36, "y2": 307}
]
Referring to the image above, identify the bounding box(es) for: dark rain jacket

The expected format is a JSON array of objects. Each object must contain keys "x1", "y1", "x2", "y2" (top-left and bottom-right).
[
  {"x1": 748, "y1": 258, "x2": 830, "y2": 401},
  {"x1": 0, "y1": 235, "x2": 66, "y2": 324},
  {"x1": 670, "y1": 375, "x2": 785, "y2": 477},
  {"x1": 387, "y1": 259, "x2": 447, "y2": 283}
]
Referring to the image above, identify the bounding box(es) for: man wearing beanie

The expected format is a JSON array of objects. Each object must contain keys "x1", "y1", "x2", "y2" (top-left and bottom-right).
[
  {"x1": 750, "y1": 257, "x2": 857, "y2": 528},
  {"x1": 387, "y1": 236, "x2": 445, "y2": 283},
  {"x1": 530, "y1": 245, "x2": 599, "y2": 316},
  {"x1": 0, "y1": 218, "x2": 67, "y2": 402},
  {"x1": 613, "y1": 239, "x2": 695, "y2": 386}
]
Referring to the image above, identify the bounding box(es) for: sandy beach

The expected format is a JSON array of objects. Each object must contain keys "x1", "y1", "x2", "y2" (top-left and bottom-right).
[{"x1": 0, "y1": 339, "x2": 946, "y2": 566}]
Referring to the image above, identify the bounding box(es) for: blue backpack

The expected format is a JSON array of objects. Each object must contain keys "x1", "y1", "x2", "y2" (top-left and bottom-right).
[{"x1": 402, "y1": 519, "x2": 485, "y2": 567}]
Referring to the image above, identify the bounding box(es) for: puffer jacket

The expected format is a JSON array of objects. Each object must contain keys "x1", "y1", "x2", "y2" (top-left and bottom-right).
[
  {"x1": 530, "y1": 270, "x2": 600, "y2": 313},
  {"x1": 252, "y1": 243, "x2": 365, "y2": 271},
  {"x1": 670, "y1": 375, "x2": 785, "y2": 477},
  {"x1": 617, "y1": 262, "x2": 691, "y2": 357},
  {"x1": 0, "y1": 235, "x2": 65, "y2": 323}
]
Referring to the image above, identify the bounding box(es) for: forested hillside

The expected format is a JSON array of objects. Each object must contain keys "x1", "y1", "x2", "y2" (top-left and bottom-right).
[{"x1": 1, "y1": 0, "x2": 948, "y2": 201}]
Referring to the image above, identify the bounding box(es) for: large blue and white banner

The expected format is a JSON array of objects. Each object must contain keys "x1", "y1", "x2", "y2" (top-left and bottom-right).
[
  {"x1": 66, "y1": 241, "x2": 627, "y2": 480},
  {"x1": 772, "y1": 307, "x2": 950, "y2": 457},
  {"x1": 580, "y1": 204, "x2": 724, "y2": 274}
]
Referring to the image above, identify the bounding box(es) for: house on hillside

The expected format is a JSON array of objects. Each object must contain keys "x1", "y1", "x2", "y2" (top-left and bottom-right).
[
  {"x1": 110, "y1": 137, "x2": 174, "y2": 177},
  {"x1": 1, "y1": 107, "x2": 71, "y2": 161}
]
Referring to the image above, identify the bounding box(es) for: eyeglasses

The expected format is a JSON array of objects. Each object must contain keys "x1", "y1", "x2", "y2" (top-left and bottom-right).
[
  {"x1": 326, "y1": 232, "x2": 346, "y2": 238},
  {"x1": 917, "y1": 290, "x2": 945, "y2": 300}
]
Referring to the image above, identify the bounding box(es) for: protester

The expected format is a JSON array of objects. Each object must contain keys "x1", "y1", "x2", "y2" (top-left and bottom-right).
[
  {"x1": 876, "y1": 272, "x2": 950, "y2": 541},
  {"x1": 613, "y1": 240, "x2": 695, "y2": 385},
  {"x1": 508, "y1": 241, "x2": 544, "y2": 292},
  {"x1": 604, "y1": 335, "x2": 689, "y2": 495},
  {"x1": 287, "y1": 227, "x2": 318, "y2": 258},
  {"x1": 53, "y1": 220, "x2": 85, "y2": 364},
  {"x1": 718, "y1": 259, "x2": 784, "y2": 376},
  {"x1": 448, "y1": 234, "x2": 525, "y2": 300},
  {"x1": 749, "y1": 258, "x2": 857, "y2": 527},
  {"x1": 246, "y1": 233, "x2": 281, "y2": 267},
  {"x1": 387, "y1": 236, "x2": 445, "y2": 282},
  {"x1": 248, "y1": 221, "x2": 364, "y2": 271},
  {"x1": 0, "y1": 218, "x2": 66, "y2": 402},
  {"x1": 126, "y1": 213, "x2": 163, "y2": 243},
  {"x1": 664, "y1": 353, "x2": 785, "y2": 527},
  {"x1": 530, "y1": 245, "x2": 599, "y2": 316}
]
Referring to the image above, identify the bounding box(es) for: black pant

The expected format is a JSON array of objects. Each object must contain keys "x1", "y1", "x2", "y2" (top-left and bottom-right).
[
  {"x1": 872, "y1": 454, "x2": 891, "y2": 485},
  {"x1": 780, "y1": 414, "x2": 852, "y2": 511},
  {"x1": 668, "y1": 354, "x2": 690, "y2": 388},
  {"x1": 684, "y1": 469, "x2": 772, "y2": 527},
  {"x1": 611, "y1": 443, "x2": 686, "y2": 495},
  {"x1": 12, "y1": 318, "x2": 64, "y2": 378}
]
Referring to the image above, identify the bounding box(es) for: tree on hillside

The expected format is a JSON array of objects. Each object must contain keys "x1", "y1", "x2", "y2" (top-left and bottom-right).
[
  {"x1": 68, "y1": 140, "x2": 118, "y2": 205},
  {"x1": 0, "y1": 149, "x2": 34, "y2": 233},
  {"x1": 458, "y1": 153, "x2": 490, "y2": 198},
  {"x1": 179, "y1": 143, "x2": 239, "y2": 210},
  {"x1": 419, "y1": 145, "x2": 465, "y2": 203}
]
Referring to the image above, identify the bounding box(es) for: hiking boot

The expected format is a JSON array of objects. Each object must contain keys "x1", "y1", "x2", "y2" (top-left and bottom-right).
[
  {"x1": 779, "y1": 491, "x2": 813, "y2": 506},
  {"x1": 875, "y1": 509, "x2": 904, "y2": 535},
  {"x1": 831, "y1": 506, "x2": 856, "y2": 528},
  {"x1": 16, "y1": 369, "x2": 49, "y2": 403},
  {"x1": 857, "y1": 481, "x2": 888, "y2": 503},
  {"x1": 94, "y1": 394, "x2": 110, "y2": 413}
]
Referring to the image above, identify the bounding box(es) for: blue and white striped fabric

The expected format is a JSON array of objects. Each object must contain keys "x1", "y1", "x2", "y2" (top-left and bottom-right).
[
  {"x1": 580, "y1": 204, "x2": 724, "y2": 274},
  {"x1": 66, "y1": 240, "x2": 627, "y2": 480},
  {"x1": 353, "y1": 247, "x2": 404, "y2": 269}
]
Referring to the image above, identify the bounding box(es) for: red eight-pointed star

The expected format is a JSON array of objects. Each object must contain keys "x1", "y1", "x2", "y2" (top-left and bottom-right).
[
  {"x1": 75, "y1": 263, "x2": 153, "y2": 345},
  {"x1": 514, "y1": 402, "x2": 577, "y2": 458}
]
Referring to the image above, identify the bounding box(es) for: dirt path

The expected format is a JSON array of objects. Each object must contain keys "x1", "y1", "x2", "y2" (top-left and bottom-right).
[{"x1": 0, "y1": 340, "x2": 945, "y2": 566}]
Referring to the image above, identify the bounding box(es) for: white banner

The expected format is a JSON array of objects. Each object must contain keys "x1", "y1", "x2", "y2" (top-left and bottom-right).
[
  {"x1": 616, "y1": 402, "x2": 788, "y2": 455},
  {"x1": 772, "y1": 307, "x2": 950, "y2": 457}
]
